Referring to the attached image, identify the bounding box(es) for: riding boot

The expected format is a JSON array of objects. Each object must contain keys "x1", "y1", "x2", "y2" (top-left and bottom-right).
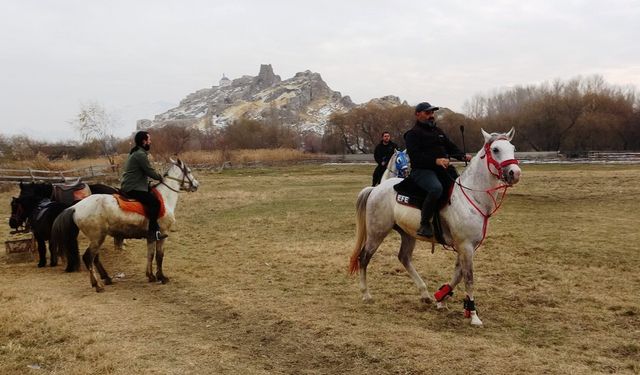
[
  {"x1": 416, "y1": 194, "x2": 437, "y2": 238},
  {"x1": 147, "y1": 221, "x2": 168, "y2": 241}
]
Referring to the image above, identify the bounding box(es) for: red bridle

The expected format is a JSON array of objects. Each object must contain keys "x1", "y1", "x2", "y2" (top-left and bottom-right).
[
  {"x1": 452, "y1": 139, "x2": 520, "y2": 252},
  {"x1": 480, "y1": 139, "x2": 520, "y2": 180}
]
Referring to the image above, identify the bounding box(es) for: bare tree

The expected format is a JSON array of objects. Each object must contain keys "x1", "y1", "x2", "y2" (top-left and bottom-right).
[{"x1": 70, "y1": 101, "x2": 121, "y2": 165}]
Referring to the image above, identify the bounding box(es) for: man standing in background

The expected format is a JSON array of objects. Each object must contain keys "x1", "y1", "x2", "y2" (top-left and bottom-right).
[{"x1": 372, "y1": 131, "x2": 398, "y2": 186}]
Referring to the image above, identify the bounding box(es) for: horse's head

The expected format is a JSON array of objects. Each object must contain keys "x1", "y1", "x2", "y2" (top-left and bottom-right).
[
  {"x1": 9, "y1": 196, "x2": 35, "y2": 229},
  {"x1": 167, "y1": 158, "x2": 199, "y2": 192},
  {"x1": 394, "y1": 149, "x2": 410, "y2": 178},
  {"x1": 480, "y1": 128, "x2": 521, "y2": 186}
]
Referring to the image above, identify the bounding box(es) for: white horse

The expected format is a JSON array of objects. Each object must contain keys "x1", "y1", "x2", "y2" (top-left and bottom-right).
[
  {"x1": 380, "y1": 148, "x2": 410, "y2": 181},
  {"x1": 349, "y1": 129, "x2": 521, "y2": 325},
  {"x1": 51, "y1": 159, "x2": 199, "y2": 292}
]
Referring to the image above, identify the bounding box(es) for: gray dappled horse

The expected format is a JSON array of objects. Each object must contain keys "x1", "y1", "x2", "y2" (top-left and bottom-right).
[
  {"x1": 349, "y1": 129, "x2": 521, "y2": 325},
  {"x1": 51, "y1": 159, "x2": 198, "y2": 292}
]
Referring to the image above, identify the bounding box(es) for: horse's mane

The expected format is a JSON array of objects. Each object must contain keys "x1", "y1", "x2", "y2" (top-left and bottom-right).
[{"x1": 20, "y1": 182, "x2": 53, "y2": 199}]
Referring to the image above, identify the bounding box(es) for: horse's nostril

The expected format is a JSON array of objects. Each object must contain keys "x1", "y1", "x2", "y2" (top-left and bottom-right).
[{"x1": 509, "y1": 170, "x2": 514, "y2": 176}]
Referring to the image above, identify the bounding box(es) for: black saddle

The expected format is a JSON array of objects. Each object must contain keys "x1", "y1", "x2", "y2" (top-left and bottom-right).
[{"x1": 393, "y1": 166, "x2": 459, "y2": 244}]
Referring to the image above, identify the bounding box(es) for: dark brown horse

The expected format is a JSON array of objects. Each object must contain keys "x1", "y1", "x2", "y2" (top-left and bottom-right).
[{"x1": 8, "y1": 182, "x2": 123, "y2": 267}]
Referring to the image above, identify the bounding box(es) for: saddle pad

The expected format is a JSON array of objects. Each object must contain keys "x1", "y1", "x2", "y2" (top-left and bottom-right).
[
  {"x1": 114, "y1": 189, "x2": 166, "y2": 218},
  {"x1": 393, "y1": 176, "x2": 456, "y2": 210}
]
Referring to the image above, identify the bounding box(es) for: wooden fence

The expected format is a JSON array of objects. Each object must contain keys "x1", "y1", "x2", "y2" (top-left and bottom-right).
[{"x1": 0, "y1": 164, "x2": 120, "y2": 184}]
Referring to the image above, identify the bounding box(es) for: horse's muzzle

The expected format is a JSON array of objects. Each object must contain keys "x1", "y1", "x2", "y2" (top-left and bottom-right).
[
  {"x1": 9, "y1": 217, "x2": 19, "y2": 229},
  {"x1": 503, "y1": 166, "x2": 521, "y2": 186}
]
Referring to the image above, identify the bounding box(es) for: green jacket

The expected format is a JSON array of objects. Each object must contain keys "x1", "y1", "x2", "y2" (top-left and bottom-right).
[{"x1": 120, "y1": 148, "x2": 163, "y2": 192}]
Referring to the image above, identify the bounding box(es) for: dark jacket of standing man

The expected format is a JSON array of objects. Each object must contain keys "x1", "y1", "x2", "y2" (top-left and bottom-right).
[
  {"x1": 404, "y1": 102, "x2": 471, "y2": 238},
  {"x1": 372, "y1": 132, "x2": 398, "y2": 186},
  {"x1": 121, "y1": 131, "x2": 168, "y2": 241}
]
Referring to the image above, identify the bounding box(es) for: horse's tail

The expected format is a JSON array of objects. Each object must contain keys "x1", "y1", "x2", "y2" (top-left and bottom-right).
[
  {"x1": 349, "y1": 186, "x2": 374, "y2": 275},
  {"x1": 50, "y1": 208, "x2": 80, "y2": 272}
]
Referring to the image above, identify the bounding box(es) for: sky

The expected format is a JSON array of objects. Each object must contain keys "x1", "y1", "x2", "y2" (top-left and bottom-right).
[{"x1": 1, "y1": 0, "x2": 639, "y2": 141}]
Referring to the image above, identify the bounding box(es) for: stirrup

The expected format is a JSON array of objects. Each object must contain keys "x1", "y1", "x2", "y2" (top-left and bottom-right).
[
  {"x1": 416, "y1": 224, "x2": 433, "y2": 238},
  {"x1": 148, "y1": 231, "x2": 168, "y2": 241}
]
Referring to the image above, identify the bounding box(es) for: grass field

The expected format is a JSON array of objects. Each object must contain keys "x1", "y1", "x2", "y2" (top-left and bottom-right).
[{"x1": 1, "y1": 163, "x2": 639, "y2": 374}]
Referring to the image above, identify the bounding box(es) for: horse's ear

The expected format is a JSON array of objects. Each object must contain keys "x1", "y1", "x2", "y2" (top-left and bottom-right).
[
  {"x1": 481, "y1": 128, "x2": 492, "y2": 143},
  {"x1": 169, "y1": 157, "x2": 177, "y2": 164},
  {"x1": 506, "y1": 127, "x2": 515, "y2": 142}
]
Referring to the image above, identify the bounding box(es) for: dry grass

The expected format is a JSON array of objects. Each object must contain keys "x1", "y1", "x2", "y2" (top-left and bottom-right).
[
  {"x1": 179, "y1": 148, "x2": 328, "y2": 166},
  {"x1": 0, "y1": 163, "x2": 639, "y2": 374}
]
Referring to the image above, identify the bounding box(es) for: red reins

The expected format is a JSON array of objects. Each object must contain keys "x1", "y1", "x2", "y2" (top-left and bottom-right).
[{"x1": 454, "y1": 139, "x2": 519, "y2": 251}]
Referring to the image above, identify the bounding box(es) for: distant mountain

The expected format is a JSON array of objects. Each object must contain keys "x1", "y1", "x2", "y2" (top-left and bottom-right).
[{"x1": 138, "y1": 64, "x2": 404, "y2": 133}]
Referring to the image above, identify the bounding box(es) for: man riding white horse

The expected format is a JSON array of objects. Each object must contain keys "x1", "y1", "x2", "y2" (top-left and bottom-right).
[
  {"x1": 404, "y1": 102, "x2": 471, "y2": 238},
  {"x1": 121, "y1": 131, "x2": 168, "y2": 242}
]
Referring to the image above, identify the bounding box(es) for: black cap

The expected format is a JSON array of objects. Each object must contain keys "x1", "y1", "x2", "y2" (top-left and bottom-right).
[{"x1": 415, "y1": 102, "x2": 439, "y2": 113}]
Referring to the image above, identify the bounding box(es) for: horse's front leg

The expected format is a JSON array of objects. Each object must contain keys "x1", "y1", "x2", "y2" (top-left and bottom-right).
[
  {"x1": 113, "y1": 236, "x2": 125, "y2": 250},
  {"x1": 435, "y1": 256, "x2": 463, "y2": 310},
  {"x1": 458, "y1": 244, "x2": 482, "y2": 326},
  {"x1": 154, "y1": 239, "x2": 169, "y2": 284},
  {"x1": 93, "y1": 254, "x2": 112, "y2": 285},
  {"x1": 146, "y1": 239, "x2": 157, "y2": 282},
  {"x1": 36, "y1": 237, "x2": 47, "y2": 268}
]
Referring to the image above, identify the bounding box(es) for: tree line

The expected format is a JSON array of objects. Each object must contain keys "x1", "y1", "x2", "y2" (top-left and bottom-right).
[
  {"x1": 326, "y1": 75, "x2": 640, "y2": 154},
  {"x1": 1, "y1": 75, "x2": 638, "y2": 162}
]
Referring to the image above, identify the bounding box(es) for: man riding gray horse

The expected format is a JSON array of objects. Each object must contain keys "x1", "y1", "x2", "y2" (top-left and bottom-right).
[{"x1": 404, "y1": 102, "x2": 471, "y2": 238}]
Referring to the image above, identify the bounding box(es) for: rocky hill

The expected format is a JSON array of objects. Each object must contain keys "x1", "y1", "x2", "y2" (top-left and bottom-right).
[{"x1": 137, "y1": 64, "x2": 404, "y2": 133}]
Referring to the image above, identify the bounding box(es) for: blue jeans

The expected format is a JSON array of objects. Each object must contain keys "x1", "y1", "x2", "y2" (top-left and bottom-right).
[{"x1": 409, "y1": 169, "x2": 443, "y2": 199}]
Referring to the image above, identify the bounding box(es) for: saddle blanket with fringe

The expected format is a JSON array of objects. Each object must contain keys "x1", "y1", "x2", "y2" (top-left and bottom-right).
[{"x1": 114, "y1": 189, "x2": 166, "y2": 218}]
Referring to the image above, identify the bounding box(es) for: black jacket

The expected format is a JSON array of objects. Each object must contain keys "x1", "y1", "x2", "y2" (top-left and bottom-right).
[
  {"x1": 404, "y1": 121, "x2": 464, "y2": 170},
  {"x1": 374, "y1": 141, "x2": 398, "y2": 166}
]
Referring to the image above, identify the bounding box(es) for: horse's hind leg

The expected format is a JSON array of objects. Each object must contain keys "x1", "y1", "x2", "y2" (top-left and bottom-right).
[
  {"x1": 358, "y1": 233, "x2": 387, "y2": 302},
  {"x1": 154, "y1": 239, "x2": 169, "y2": 284},
  {"x1": 93, "y1": 254, "x2": 112, "y2": 285},
  {"x1": 82, "y1": 238, "x2": 106, "y2": 292},
  {"x1": 397, "y1": 230, "x2": 431, "y2": 303},
  {"x1": 49, "y1": 240, "x2": 58, "y2": 267}
]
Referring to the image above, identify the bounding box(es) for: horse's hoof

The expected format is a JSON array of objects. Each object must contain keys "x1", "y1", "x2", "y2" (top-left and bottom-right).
[
  {"x1": 148, "y1": 275, "x2": 157, "y2": 283},
  {"x1": 159, "y1": 276, "x2": 170, "y2": 284},
  {"x1": 95, "y1": 286, "x2": 105, "y2": 293},
  {"x1": 420, "y1": 296, "x2": 433, "y2": 304},
  {"x1": 104, "y1": 278, "x2": 113, "y2": 285},
  {"x1": 49, "y1": 262, "x2": 57, "y2": 267},
  {"x1": 37, "y1": 262, "x2": 46, "y2": 268},
  {"x1": 468, "y1": 311, "x2": 483, "y2": 326}
]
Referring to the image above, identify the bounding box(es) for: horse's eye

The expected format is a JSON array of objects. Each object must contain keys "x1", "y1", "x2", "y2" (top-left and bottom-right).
[{"x1": 492, "y1": 148, "x2": 499, "y2": 153}]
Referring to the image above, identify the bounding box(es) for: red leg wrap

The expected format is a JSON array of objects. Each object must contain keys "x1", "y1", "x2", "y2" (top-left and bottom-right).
[{"x1": 434, "y1": 284, "x2": 453, "y2": 302}]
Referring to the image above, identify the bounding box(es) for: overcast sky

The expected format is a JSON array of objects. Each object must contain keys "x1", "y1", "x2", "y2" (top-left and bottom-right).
[{"x1": 1, "y1": 0, "x2": 638, "y2": 141}]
